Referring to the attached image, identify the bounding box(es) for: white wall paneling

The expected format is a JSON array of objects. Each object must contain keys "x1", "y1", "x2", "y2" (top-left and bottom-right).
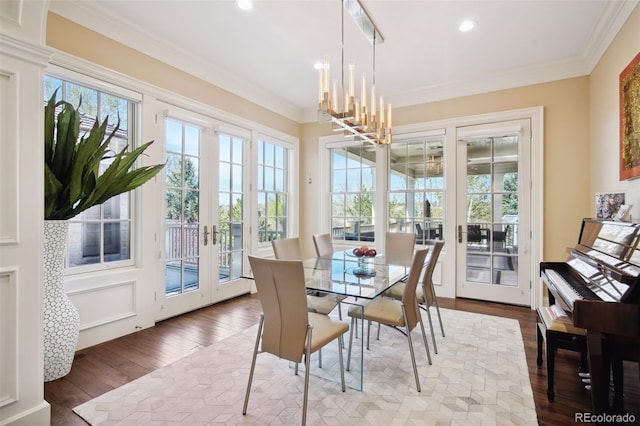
[
  {"x1": 69, "y1": 280, "x2": 137, "y2": 331},
  {"x1": 0, "y1": 71, "x2": 19, "y2": 245},
  {"x1": 0, "y1": 2, "x2": 53, "y2": 422},
  {"x1": 0, "y1": 268, "x2": 18, "y2": 408}
]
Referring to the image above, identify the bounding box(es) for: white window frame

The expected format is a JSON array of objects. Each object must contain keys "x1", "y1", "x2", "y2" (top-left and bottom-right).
[
  {"x1": 325, "y1": 140, "x2": 379, "y2": 243},
  {"x1": 255, "y1": 136, "x2": 293, "y2": 246},
  {"x1": 44, "y1": 66, "x2": 144, "y2": 275},
  {"x1": 387, "y1": 130, "x2": 447, "y2": 242}
]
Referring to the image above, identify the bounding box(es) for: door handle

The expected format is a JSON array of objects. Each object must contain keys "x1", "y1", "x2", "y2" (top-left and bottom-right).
[
  {"x1": 458, "y1": 225, "x2": 463, "y2": 243},
  {"x1": 211, "y1": 225, "x2": 217, "y2": 245},
  {"x1": 203, "y1": 225, "x2": 209, "y2": 246}
]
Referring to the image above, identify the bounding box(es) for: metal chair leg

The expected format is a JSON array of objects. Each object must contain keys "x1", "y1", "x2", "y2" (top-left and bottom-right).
[
  {"x1": 302, "y1": 326, "x2": 312, "y2": 426},
  {"x1": 401, "y1": 307, "x2": 421, "y2": 392},
  {"x1": 417, "y1": 307, "x2": 432, "y2": 365},
  {"x1": 424, "y1": 305, "x2": 438, "y2": 354},
  {"x1": 433, "y1": 298, "x2": 445, "y2": 337},
  {"x1": 337, "y1": 331, "x2": 346, "y2": 392},
  {"x1": 243, "y1": 315, "x2": 264, "y2": 415}
]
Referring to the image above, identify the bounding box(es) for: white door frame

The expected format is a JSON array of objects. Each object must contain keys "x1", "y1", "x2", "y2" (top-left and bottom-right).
[
  {"x1": 455, "y1": 118, "x2": 532, "y2": 306},
  {"x1": 450, "y1": 107, "x2": 543, "y2": 308},
  {"x1": 157, "y1": 106, "x2": 215, "y2": 320}
]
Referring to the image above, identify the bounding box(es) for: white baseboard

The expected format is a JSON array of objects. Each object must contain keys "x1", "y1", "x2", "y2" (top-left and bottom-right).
[{"x1": 0, "y1": 401, "x2": 50, "y2": 426}]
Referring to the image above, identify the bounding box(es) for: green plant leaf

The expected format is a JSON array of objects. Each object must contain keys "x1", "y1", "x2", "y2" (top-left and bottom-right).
[{"x1": 44, "y1": 90, "x2": 165, "y2": 220}]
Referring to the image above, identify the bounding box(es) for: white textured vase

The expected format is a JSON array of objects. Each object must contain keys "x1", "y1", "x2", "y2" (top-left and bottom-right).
[{"x1": 43, "y1": 220, "x2": 80, "y2": 382}]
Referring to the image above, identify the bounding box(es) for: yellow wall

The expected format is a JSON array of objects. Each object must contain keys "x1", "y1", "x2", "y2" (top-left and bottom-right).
[
  {"x1": 589, "y1": 4, "x2": 640, "y2": 214},
  {"x1": 302, "y1": 78, "x2": 592, "y2": 261}
]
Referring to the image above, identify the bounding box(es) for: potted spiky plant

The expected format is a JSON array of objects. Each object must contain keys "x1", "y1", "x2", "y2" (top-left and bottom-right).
[{"x1": 43, "y1": 90, "x2": 164, "y2": 381}]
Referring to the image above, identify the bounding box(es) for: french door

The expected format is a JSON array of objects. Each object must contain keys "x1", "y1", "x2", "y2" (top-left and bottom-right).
[
  {"x1": 455, "y1": 119, "x2": 531, "y2": 306},
  {"x1": 159, "y1": 105, "x2": 249, "y2": 320}
]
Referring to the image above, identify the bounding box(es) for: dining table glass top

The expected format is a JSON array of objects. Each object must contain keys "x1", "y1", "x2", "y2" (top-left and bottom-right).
[{"x1": 301, "y1": 250, "x2": 410, "y2": 299}]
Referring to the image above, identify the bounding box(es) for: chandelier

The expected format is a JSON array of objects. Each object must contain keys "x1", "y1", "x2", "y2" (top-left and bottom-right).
[
  {"x1": 317, "y1": 0, "x2": 391, "y2": 145},
  {"x1": 426, "y1": 155, "x2": 443, "y2": 176}
]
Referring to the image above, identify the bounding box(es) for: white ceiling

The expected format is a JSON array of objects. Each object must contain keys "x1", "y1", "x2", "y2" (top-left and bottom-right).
[{"x1": 49, "y1": 0, "x2": 638, "y2": 123}]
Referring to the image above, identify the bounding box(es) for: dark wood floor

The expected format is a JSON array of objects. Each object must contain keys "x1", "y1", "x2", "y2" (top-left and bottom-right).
[{"x1": 45, "y1": 294, "x2": 639, "y2": 425}]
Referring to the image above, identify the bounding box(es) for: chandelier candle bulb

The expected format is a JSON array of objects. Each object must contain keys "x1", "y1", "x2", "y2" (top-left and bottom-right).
[
  {"x1": 371, "y1": 85, "x2": 376, "y2": 118},
  {"x1": 388, "y1": 104, "x2": 392, "y2": 129},
  {"x1": 361, "y1": 76, "x2": 366, "y2": 110},
  {"x1": 323, "y1": 56, "x2": 330, "y2": 96},
  {"x1": 349, "y1": 64, "x2": 355, "y2": 97},
  {"x1": 332, "y1": 81, "x2": 338, "y2": 112}
]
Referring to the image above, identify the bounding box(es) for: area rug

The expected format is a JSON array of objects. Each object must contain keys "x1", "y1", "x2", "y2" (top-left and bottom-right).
[{"x1": 73, "y1": 308, "x2": 537, "y2": 425}]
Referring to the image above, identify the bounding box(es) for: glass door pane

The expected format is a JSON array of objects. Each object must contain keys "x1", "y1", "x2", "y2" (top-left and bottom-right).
[
  {"x1": 218, "y1": 133, "x2": 244, "y2": 283},
  {"x1": 164, "y1": 119, "x2": 201, "y2": 296},
  {"x1": 465, "y1": 136, "x2": 518, "y2": 286}
]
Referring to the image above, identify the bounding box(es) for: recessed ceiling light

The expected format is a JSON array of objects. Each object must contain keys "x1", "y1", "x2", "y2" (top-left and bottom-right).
[
  {"x1": 236, "y1": 0, "x2": 253, "y2": 11},
  {"x1": 459, "y1": 19, "x2": 476, "y2": 32}
]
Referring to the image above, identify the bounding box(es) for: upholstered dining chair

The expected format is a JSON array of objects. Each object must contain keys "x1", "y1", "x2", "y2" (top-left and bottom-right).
[
  {"x1": 271, "y1": 237, "x2": 302, "y2": 259},
  {"x1": 346, "y1": 248, "x2": 432, "y2": 392},
  {"x1": 311, "y1": 234, "x2": 345, "y2": 319},
  {"x1": 382, "y1": 240, "x2": 446, "y2": 353},
  {"x1": 312, "y1": 233, "x2": 334, "y2": 257},
  {"x1": 272, "y1": 238, "x2": 341, "y2": 319},
  {"x1": 349, "y1": 231, "x2": 416, "y2": 336},
  {"x1": 385, "y1": 231, "x2": 416, "y2": 267},
  {"x1": 244, "y1": 256, "x2": 349, "y2": 425}
]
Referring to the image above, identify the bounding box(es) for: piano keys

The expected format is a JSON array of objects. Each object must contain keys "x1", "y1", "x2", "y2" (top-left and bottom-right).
[{"x1": 540, "y1": 218, "x2": 640, "y2": 414}]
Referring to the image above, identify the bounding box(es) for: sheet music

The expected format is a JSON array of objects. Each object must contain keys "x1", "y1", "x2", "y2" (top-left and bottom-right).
[{"x1": 567, "y1": 257, "x2": 629, "y2": 302}]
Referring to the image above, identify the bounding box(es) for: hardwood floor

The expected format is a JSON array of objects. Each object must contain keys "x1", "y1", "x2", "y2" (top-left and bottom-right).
[{"x1": 45, "y1": 294, "x2": 639, "y2": 425}]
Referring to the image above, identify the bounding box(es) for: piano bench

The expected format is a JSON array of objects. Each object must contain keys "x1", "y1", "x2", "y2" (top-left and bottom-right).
[{"x1": 536, "y1": 306, "x2": 588, "y2": 402}]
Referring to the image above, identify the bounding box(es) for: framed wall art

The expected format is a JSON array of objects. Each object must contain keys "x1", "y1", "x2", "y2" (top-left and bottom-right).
[
  {"x1": 595, "y1": 192, "x2": 626, "y2": 220},
  {"x1": 619, "y1": 51, "x2": 640, "y2": 180}
]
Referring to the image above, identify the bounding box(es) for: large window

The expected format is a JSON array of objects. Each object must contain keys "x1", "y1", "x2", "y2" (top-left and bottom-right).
[
  {"x1": 44, "y1": 75, "x2": 138, "y2": 270},
  {"x1": 389, "y1": 135, "x2": 445, "y2": 243},
  {"x1": 256, "y1": 139, "x2": 289, "y2": 243},
  {"x1": 330, "y1": 145, "x2": 376, "y2": 242}
]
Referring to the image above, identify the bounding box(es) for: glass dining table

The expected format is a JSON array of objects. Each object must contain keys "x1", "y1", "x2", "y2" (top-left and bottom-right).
[{"x1": 300, "y1": 250, "x2": 411, "y2": 391}]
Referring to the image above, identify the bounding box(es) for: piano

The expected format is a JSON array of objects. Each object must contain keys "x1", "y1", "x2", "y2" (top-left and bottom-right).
[{"x1": 540, "y1": 218, "x2": 640, "y2": 414}]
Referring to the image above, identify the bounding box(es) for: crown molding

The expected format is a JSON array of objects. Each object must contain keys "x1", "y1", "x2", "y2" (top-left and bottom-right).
[
  {"x1": 49, "y1": 0, "x2": 638, "y2": 125},
  {"x1": 0, "y1": 33, "x2": 54, "y2": 66},
  {"x1": 582, "y1": 0, "x2": 639, "y2": 71},
  {"x1": 47, "y1": 0, "x2": 304, "y2": 123}
]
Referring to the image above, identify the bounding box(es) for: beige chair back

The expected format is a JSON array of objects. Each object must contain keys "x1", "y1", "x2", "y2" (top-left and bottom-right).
[
  {"x1": 385, "y1": 231, "x2": 416, "y2": 266},
  {"x1": 402, "y1": 248, "x2": 429, "y2": 331},
  {"x1": 421, "y1": 240, "x2": 445, "y2": 306},
  {"x1": 272, "y1": 237, "x2": 302, "y2": 260},
  {"x1": 248, "y1": 256, "x2": 309, "y2": 363},
  {"x1": 312, "y1": 234, "x2": 334, "y2": 257}
]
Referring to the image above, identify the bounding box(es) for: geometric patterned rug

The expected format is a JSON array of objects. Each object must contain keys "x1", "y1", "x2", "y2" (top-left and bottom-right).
[{"x1": 73, "y1": 308, "x2": 538, "y2": 425}]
